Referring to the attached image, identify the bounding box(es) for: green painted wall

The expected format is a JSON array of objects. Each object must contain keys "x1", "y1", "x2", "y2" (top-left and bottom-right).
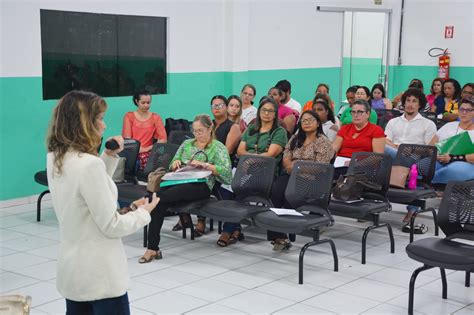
[{"x1": 0, "y1": 65, "x2": 471, "y2": 200}]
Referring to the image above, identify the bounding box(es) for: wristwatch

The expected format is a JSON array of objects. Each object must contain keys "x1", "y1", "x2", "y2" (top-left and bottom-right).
[{"x1": 129, "y1": 203, "x2": 138, "y2": 211}]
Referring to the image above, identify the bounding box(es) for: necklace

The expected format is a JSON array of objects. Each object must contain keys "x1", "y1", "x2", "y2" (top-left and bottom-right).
[{"x1": 456, "y1": 122, "x2": 474, "y2": 134}]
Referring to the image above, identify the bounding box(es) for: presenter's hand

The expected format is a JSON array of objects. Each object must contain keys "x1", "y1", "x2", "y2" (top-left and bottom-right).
[{"x1": 140, "y1": 193, "x2": 160, "y2": 213}]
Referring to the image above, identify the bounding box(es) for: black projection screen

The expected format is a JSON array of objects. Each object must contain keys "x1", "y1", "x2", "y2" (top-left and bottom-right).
[{"x1": 40, "y1": 10, "x2": 167, "y2": 100}]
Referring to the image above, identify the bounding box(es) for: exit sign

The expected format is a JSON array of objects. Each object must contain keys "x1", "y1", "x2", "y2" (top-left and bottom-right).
[{"x1": 445, "y1": 26, "x2": 454, "y2": 39}]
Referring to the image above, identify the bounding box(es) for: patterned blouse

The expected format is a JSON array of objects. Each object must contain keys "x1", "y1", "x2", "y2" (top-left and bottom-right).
[
  {"x1": 283, "y1": 135, "x2": 335, "y2": 166},
  {"x1": 170, "y1": 139, "x2": 232, "y2": 190}
]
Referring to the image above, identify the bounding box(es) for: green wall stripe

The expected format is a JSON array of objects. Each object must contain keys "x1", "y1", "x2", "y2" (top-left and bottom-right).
[{"x1": 0, "y1": 65, "x2": 472, "y2": 200}]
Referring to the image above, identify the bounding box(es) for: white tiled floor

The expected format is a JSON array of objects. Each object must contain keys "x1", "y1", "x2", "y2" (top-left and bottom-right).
[{"x1": 0, "y1": 199, "x2": 473, "y2": 314}]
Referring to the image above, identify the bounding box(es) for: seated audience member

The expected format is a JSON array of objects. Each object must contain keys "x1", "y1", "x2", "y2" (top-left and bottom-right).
[
  {"x1": 333, "y1": 99, "x2": 385, "y2": 158},
  {"x1": 460, "y1": 83, "x2": 474, "y2": 101},
  {"x1": 384, "y1": 88, "x2": 437, "y2": 160},
  {"x1": 429, "y1": 98, "x2": 474, "y2": 184},
  {"x1": 370, "y1": 83, "x2": 393, "y2": 110},
  {"x1": 227, "y1": 95, "x2": 248, "y2": 132},
  {"x1": 268, "y1": 86, "x2": 297, "y2": 134},
  {"x1": 217, "y1": 97, "x2": 288, "y2": 248},
  {"x1": 426, "y1": 78, "x2": 444, "y2": 110},
  {"x1": 303, "y1": 83, "x2": 335, "y2": 112},
  {"x1": 337, "y1": 86, "x2": 358, "y2": 119},
  {"x1": 240, "y1": 84, "x2": 258, "y2": 125},
  {"x1": 392, "y1": 78, "x2": 424, "y2": 109},
  {"x1": 270, "y1": 110, "x2": 334, "y2": 242},
  {"x1": 140, "y1": 115, "x2": 232, "y2": 263},
  {"x1": 276, "y1": 79, "x2": 302, "y2": 114},
  {"x1": 122, "y1": 89, "x2": 167, "y2": 169},
  {"x1": 312, "y1": 99, "x2": 338, "y2": 141},
  {"x1": 339, "y1": 86, "x2": 378, "y2": 125},
  {"x1": 433, "y1": 78, "x2": 462, "y2": 121}
]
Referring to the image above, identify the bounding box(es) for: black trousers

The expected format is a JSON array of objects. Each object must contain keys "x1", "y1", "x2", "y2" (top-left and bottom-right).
[
  {"x1": 147, "y1": 182, "x2": 210, "y2": 250},
  {"x1": 267, "y1": 174, "x2": 291, "y2": 241}
]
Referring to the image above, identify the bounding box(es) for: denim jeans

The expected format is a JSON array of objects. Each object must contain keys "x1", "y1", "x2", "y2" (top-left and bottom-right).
[
  {"x1": 66, "y1": 293, "x2": 130, "y2": 315},
  {"x1": 384, "y1": 145, "x2": 398, "y2": 160},
  {"x1": 432, "y1": 161, "x2": 474, "y2": 184}
]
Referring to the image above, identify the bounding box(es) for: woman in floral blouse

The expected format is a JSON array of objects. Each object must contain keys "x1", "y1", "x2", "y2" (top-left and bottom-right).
[
  {"x1": 139, "y1": 114, "x2": 232, "y2": 263},
  {"x1": 269, "y1": 110, "x2": 334, "y2": 250}
]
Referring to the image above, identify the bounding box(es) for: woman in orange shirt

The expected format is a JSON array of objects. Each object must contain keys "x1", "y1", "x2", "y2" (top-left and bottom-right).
[{"x1": 122, "y1": 90, "x2": 167, "y2": 169}]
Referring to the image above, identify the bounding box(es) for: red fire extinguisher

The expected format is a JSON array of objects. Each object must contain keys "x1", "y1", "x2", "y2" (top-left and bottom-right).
[{"x1": 429, "y1": 48, "x2": 450, "y2": 80}]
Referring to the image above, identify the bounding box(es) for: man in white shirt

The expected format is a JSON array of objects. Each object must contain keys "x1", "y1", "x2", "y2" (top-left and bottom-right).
[
  {"x1": 276, "y1": 79, "x2": 302, "y2": 114},
  {"x1": 385, "y1": 88, "x2": 437, "y2": 160}
]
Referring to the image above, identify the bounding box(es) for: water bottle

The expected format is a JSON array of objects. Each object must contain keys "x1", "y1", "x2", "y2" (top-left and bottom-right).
[{"x1": 408, "y1": 164, "x2": 418, "y2": 190}]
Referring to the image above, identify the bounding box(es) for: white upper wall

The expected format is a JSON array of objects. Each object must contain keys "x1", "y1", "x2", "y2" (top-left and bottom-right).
[{"x1": 1, "y1": 0, "x2": 472, "y2": 77}]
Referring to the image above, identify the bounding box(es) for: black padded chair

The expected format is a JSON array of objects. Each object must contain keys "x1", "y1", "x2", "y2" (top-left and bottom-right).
[
  {"x1": 168, "y1": 130, "x2": 194, "y2": 146},
  {"x1": 199, "y1": 155, "x2": 277, "y2": 227},
  {"x1": 117, "y1": 138, "x2": 140, "y2": 183},
  {"x1": 34, "y1": 170, "x2": 49, "y2": 222},
  {"x1": 386, "y1": 144, "x2": 438, "y2": 243},
  {"x1": 136, "y1": 143, "x2": 179, "y2": 182},
  {"x1": 375, "y1": 109, "x2": 402, "y2": 130},
  {"x1": 254, "y1": 161, "x2": 338, "y2": 284},
  {"x1": 406, "y1": 181, "x2": 474, "y2": 315},
  {"x1": 328, "y1": 152, "x2": 395, "y2": 264}
]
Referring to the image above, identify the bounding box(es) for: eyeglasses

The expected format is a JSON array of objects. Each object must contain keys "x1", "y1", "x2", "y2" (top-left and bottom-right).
[
  {"x1": 350, "y1": 110, "x2": 368, "y2": 116},
  {"x1": 301, "y1": 118, "x2": 316, "y2": 124},
  {"x1": 261, "y1": 109, "x2": 276, "y2": 114},
  {"x1": 459, "y1": 108, "x2": 473, "y2": 113},
  {"x1": 242, "y1": 92, "x2": 254, "y2": 97},
  {"x1": 211, "y1": 103, "x2": 226, "y2": 110},
  {"x1": 192, "y1": 128, "x2": 208, "y2": 135}
]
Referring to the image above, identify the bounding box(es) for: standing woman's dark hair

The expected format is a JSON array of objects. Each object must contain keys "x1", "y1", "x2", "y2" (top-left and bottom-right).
[
  {"x1": 312, "y1": 96, "x2": 335, "y2": 123},
  {"x1": 47, "y1": 90, "x2": 107, "y2": 174},
  {"x1": 289, "y1": 110, "x2": 324, "y2": 150},
  {"x1": 250, "y1": 97, "x2": 279, "y2": 136},
  {"x1": 132, "y1": 89, "x2": 151, "y2": 106}
]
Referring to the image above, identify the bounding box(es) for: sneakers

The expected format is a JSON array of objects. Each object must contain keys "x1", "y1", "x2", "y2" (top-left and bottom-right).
[{"x1": 402, "y1": 223, "x2": 428, "y2": 234}]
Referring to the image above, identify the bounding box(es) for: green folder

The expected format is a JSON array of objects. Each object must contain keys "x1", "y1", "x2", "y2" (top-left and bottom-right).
[
  {"x1": 160, "y1": 178, "x2": 207, "y2": 188},
  {"x1": 435, "y1": 131, "x2": 474, "y2": 155}
]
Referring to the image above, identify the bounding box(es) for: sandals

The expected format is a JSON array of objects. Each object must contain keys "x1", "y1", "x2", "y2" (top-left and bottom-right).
[
  {"x1": 216, "y1": 232, "x2": 232, "y2": 247},
  {"x1": 138, "y1": 250, "x2": 163, "y2": 264},
  {"x1": 402, "y1": 210, "x2": 416, "y2": 223},
  {"x1": 229, "y1": 229, "x2": 245, "y2": 243},
  {"x1": 402, "y1": 223, "x2": 428, "y2": 234},
  {"x1": 272, "y1": 239, "x2": 292, "y2": 251},
  {"x1": 172, "y1": 216, "x2": 192, "y2": 231},
  {"x1": 194, "y1": 219, "x2": 206, "y2": 237}
]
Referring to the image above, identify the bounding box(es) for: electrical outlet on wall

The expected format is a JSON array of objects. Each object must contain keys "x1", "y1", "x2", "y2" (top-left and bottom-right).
[{"x1": 374, "y1": 0, "x2": 382, "y2": 4}]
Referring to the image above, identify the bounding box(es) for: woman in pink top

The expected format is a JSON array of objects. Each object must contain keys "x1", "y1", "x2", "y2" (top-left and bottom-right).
[
  {"x1": 122, "y1": 90, "x2": 167, "y2": 169},
  {"x1": 268, "y1": 87, "x2": 298, "y2": 134},
  {"x1": 426, "y1": 78, "x2": 443, "y2": 110}
]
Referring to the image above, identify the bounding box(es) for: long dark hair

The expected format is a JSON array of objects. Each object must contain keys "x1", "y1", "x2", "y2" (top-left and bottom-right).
[
  {"x1": 289, "y1": 110, "x2": 324, "y2": 150},
  {"x1": 249, "y1": 97, "x2": 279, "y2": 136}
]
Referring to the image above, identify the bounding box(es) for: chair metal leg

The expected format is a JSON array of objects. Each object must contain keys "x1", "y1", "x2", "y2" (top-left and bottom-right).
[
  {"x1": 361, "y1": 216, "x2": 394, "y2": 264},
  {"x1": 36, "y1": 190, "x2": 50, "y2": 222},
  {"x1": 409, "y1": 213, "x2": 417, "y2": 243},
  {"x1": 143, "y1": 226, "x2": 148, "y2": 248},
  {"x1": 465, "y1": 272, "x2": 471, "y2": 287},
  {"x1": 430, "y1": 208, "x2": 439, "y2": 236},
  {"x1": 408, "y1": 264, "x2": 433, "y2": 315},
  {"x1": 440, "y1": 268, "x2": 447, "y2": 299},
  {"x1": 298, "y1": 233, "x2": 338, "y2": 285},
  {"x1": 209, "y1": 219, "x2": 214, "y2": 231},
  {"x1": 218, "y1": 221, "x2": 222, "y2": 234}
]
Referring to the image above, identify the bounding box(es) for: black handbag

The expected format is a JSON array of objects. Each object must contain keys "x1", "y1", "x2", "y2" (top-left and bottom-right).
[{"x1": 333, "y1": 172, "x2": 382, "y2": 201}]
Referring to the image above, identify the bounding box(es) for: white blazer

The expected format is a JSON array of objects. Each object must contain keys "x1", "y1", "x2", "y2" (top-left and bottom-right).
[{"x1": 47, "y1": 151, "x2": 151, "y2": 301}]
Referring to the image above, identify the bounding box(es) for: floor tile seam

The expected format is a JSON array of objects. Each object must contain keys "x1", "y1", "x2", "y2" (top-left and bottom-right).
[
  {"x1": 384, "y1": 288, "x2": 467, "y2": 308},
  {"x1": 296, "y1": 287, "x2": 359, "y2": 313},
  {"x1": 1, "y1": 268, "x2": 56, "y2": 282},
  {"x1": 0, "y1": 232, "x2": 60, "y2": 246},
  {"x1": 252, "y1": 280, "x2": 332, "y2": 304},
  {"x1": 129, "y1": 304, "x2": 156, "y2": 314},
  {"x1": 0, "y1": 277, "x2": 42, "y2": 294},
  {"x1": 29, "y1": 297, "x2": 64, "y2": 309}
]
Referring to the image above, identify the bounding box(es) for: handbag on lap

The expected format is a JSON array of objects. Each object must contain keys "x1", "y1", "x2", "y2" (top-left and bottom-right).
[
  {"x1": 146, "y1": 167, "x2": 167, "y2": 192},
  {"x1": 333, "y1": 173, "x2": 382, "y2": 201}
]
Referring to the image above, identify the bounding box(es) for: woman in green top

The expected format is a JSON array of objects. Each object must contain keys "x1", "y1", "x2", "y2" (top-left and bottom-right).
[
  {"x1": 339, "y1": 86, "x2": 378, "y2": 125},
  {"x1": 216, "y1": 97, "x2": 288, "y2": 248},
  {"x1": 139, "y1": 114, "x2": 232, "y2": 263}
]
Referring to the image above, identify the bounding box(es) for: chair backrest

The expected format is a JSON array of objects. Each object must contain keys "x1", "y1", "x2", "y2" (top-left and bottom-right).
[
  {"x1": 118, "y1": 138, "x2": 140, "y2": 179},
  {"x1": 437, "y1": 181, "x2": 474, "y2": 239},
  {"x1": 347, "y1": 152, "x2": 392, "y2": 195},
  {"x1": 394, "y1": 144, "x2": 437, "y2": 185},
  {"x1": 375, "y1": 109, "x2": 402, "y2": 129},
  {"x1": 168, "y1": 130, "x2": 194, "y2": 146},
  {"x1": 285, "y1": 161, "x2": 334, "y2": 209},
  {"x1": 165, "y1": 118, "x2": 191, "y2": 134},
  {"x1": 231, "y1": 155, "x2": 277, "y2": 204},
  {"x1": 143, "y1": 143, "x2": 179, "y2": 174}
]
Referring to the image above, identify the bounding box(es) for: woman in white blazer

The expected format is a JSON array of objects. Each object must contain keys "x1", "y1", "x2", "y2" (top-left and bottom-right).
[{"x1": 46, "y1": 90, "x2": 159, "y2": 314}]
